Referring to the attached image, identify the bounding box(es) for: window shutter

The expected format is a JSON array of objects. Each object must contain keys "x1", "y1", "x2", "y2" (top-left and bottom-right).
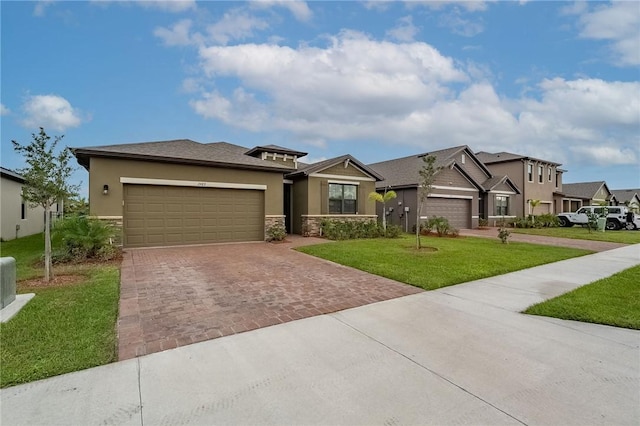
[{"x1": 321, "y1": 181, "x2": 328, "y2": 214}]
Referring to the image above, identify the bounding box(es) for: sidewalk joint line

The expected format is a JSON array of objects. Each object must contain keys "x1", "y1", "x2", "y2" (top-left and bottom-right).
[
  {"x1": 137, "y1": 358, "x2": 144, "y2": 426},
  {"x1": 331, "y1": 315, "x2": 529, "y2": 426}
]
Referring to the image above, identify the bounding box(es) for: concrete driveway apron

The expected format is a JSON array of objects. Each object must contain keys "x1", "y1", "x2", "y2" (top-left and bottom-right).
[{"x1": 117, "y1": 238, "x2": 422, "y2": 360}]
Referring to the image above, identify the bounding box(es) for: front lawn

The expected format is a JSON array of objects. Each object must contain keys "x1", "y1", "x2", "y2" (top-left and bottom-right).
[
  {"x1": 297, "y1": 235, "x2": 591, "y2": 290},
  {"x1": 0, "y1": 234, "x2": 120, "y2": 388},
  {"x1": 524, "y1": 265, "x2": 640, "y2": 329},
  {"x1": 511, "y1": 227, "x2": 640, "y2": 244}
]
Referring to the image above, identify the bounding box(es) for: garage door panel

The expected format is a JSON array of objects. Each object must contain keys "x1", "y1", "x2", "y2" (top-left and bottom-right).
[
  {"x1": 425, "y1": 198, "x2": 471, "y2": 229},
  {"x1": 123, "y1": 184, "x2": 264, "y2": 248}
]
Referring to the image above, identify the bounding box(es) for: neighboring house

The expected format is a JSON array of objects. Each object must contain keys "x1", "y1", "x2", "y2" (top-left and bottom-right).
[
  {"x1": 475, "y1": 151, "x2": 564, "y2": 217},
  {"x1": 562, "y1": 181, "x2": 613, "y2": 211},
  {"x1": 0, "y1": 166, "x2": 60, "y2": 241},
  {"x1": 72, "y1": 139, "x2": 381, "y2": 248},
  {"x1": 611, "y1": 188, "x2": 640, "y2": 211},
  {"x1": 368, "y1": 146, "x2": 519, "y2": 232}
]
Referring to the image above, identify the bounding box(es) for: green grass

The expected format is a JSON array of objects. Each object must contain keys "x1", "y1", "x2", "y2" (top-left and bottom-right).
[
  {"x1": 524, "y1": 265, "x2": 640, "y2": 329},
  {"x1": 0, "y1": 233, "x2": 45, "y2": 280},
  {"x1": 0, "y1": 234, "x2": 120, "y2": 388},
  {"x1": 297, "y1": 235, "x2": 592, "y2": 290},
  {"x1": 511, "y1": 227, "x2": 640, "y2": 244}
]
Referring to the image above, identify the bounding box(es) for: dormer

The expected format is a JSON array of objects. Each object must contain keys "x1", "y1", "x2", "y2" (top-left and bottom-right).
[{"x1": 245, "y1": 145, "x2": 308, "y2": 170}]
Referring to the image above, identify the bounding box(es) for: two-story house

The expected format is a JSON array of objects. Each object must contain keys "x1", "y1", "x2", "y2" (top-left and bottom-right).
[
  {"x1": 368, "y1": 146, "x2": 519, "y2": 232},
  {"x1": 475, "y1": 152, "x2": 564, "y2": 217}
]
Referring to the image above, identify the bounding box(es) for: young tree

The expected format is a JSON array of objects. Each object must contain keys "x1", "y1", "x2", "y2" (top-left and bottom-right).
[
  {"x1": 529, "y1": 199, "x2": 540, "y2": 224},
  {"x1": 416, "y1": 154, "x2": 441, "y2": 249},
  {"x1": 12, "y1": 128, "x2": 79, "y2": 281},
  {"x1": 369, "y1": 188, "x2": 397, "y2": 231}
]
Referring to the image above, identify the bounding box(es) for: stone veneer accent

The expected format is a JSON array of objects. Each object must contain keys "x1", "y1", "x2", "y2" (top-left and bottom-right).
[
  {"x1": 265, "y1": 215, "x2": 286, "y2": 240},
  {"x1": 95, "y1": 216, "x2": 123, "y2": 246},
  {"x1": 301, "y1": 215, "x2": 377, "y2": 237}
]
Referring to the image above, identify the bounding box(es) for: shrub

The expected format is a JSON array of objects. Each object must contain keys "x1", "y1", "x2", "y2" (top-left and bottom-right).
[
  {"x1": 478, "y1": 218, "x2": 489, "y2": 228},
  {"x1": 266, "y1": 224, "x2": 287, "y2": 242},
  {"x1": 497, "y1": 226, "x2": 511, "y2": 244},
  {"x1": 319, "y1": 219, "x2": 398, "y2": 240},
  {"x1": 52, "y1": 215, "x2": 116, "y2": 262},
  {"x1": 534, "y1": 213, "x2": 559, "y2": 228}
]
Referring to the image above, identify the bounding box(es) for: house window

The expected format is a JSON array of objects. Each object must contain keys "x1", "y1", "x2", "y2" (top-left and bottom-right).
[
  {"x1": 538, "y1": 165, "x2": 543, "y2": 183},
  {"x1": 555, "y1": 171, "x2": 560, "y2": 188},
  {"x1": 461, "y1": 153, "x2": 466, "y2": 164},
  {"x1": 548, "y1": 167, "x2": 552, "y2": 182},
  {"x1": 21, "y1": 201, "x2": 26, "y2": 220},
  {"x1": 329, "y1": 183, "x2": 357, "y2": 214},
  {"x1": 527, "y1": 163, "x2": 533, "y2": 182},
  {"x1": 495, "y1": 195, "x2": 509, "y2": 216}
]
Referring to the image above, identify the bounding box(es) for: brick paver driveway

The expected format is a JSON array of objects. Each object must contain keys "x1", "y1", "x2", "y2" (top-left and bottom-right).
[{"x1": 117, "y1": 238, "x2": 421, "y2": 360}]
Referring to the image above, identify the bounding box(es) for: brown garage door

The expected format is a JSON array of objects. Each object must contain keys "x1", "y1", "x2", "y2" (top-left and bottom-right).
[
  {"x1": 123, "y1": 184, "x2": 264, "y2": 248},
  {"x1": 425, "y1": 197, "x2": 471, "y2": 229}
]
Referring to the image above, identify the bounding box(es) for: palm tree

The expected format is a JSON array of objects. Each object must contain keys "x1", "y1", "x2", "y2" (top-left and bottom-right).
[
  {"x1": 529, "y1": 199, "x2": 541, "y2": 223},
  {"x1": 369, "y1": 188, "x2": 397, "y2": 231}
]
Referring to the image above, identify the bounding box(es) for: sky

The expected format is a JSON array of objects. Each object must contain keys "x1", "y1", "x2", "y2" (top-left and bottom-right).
[{"x1": 1, "y1": 0, "x2": 639, "y2": 197}]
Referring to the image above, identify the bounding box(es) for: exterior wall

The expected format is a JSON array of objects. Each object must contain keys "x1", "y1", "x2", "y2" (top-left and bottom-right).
[
  {"x1": 292, "y1": 179, "x2": 308, "y2": 234},
  {"x1": 295, "y1": 163, "x2": 377, "y2": 235},
  {"x1": 88, "y1": 157, "x2": 285, "y2": 241},
  {"x1": 456, "y1": 150, "x2": 491, "y2": 185},
  {"x1": 592, "y1": 185, "x2": 610, "y2": 204},
  {"x1": 89, "y1": 157, "x2": 284, "y2": 217},
  {"x1": 380, "y1": 188, "x2": 417, "y2": 233},
  {"x1": 485, "y1": 160, "x2": 560, "y2": 217},
  {"x1": 0, "y1": 176, "x2": 58, "y2": 241}
]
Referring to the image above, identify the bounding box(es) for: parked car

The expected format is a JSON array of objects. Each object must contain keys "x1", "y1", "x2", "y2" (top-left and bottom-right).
[{"x1": 557, "y1": 206, "x2": 630, "y2": 230}]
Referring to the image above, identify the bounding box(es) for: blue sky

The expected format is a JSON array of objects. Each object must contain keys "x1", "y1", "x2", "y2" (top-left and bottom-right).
[{"x1": 2, "y1": 0, "x2": 639, "y2": 196}]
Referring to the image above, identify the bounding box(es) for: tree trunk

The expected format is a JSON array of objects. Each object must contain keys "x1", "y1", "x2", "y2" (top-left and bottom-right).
[
  {"x1": 44, "y1": 203, "x2": 52, "y2": 282},
  {"x1": 382, "y1": 202, "x2": 387, "y2": 231},
  {"x1": 416, "y1": 201, "x2": 422, "y2": 249}
]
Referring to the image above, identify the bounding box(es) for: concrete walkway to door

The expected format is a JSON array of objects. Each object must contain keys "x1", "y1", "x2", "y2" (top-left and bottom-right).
[{"x1": 117, "y1": 237, "x2": 421, "y2": 360}]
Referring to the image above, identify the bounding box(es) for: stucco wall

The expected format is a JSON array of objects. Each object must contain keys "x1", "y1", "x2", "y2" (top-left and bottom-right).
[
  {"x1": 0, "y1": 177, "x2": 52, "y2": 241},
  {"x1": 88, "y1": 157, "x2": 285, "y2": 218}
]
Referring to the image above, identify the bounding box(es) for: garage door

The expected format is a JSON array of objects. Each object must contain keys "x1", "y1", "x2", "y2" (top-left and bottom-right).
[
  {"x1": 123, "y1": 184, "x2": 264, "y2": 248},
  {"x1": 425, "y1": 198, "x2": 471, "y2": 229}
]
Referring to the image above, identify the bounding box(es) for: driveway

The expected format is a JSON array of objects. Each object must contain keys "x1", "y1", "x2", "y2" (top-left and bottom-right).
[{"x1": 117, "y1": 237, "x2": 421, "y2": 360}]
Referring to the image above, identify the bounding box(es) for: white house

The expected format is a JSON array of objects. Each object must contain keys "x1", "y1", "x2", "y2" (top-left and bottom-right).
[{"x1": 0, "y1": 167, "x2": 60, "y2": 241}]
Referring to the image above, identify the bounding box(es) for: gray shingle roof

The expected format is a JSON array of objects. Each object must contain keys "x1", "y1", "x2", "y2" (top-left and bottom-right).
[
  {"x1": 562, "y1": 181, "x2": 609, "y2": 199},
  {"x1": 368, "y1": 146, "x2": 468, "y2": 188},
  {"x1": 610, "y1": 188, "x2": 640, "y2": 204},
  {"x1": 73, "y1": 139, "x2": 297, "y2": 172},
  {"x1": 245, "y1": 144, "x2": 308, "y2": 157},
  {"x1": 476, "y1": 151, "x2": 562, "y2": 166}
]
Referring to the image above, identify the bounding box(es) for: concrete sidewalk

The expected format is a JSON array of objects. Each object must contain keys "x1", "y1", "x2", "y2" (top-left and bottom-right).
[{"x1": 2, "y1": 245, "x2": 639, "y2": 425}]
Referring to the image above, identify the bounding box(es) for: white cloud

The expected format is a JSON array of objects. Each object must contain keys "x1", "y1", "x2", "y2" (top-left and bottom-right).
[
  {"x1": 251, "y1": 0, "x2": 313, "y2": 22},
  {"x1": 33, "y1": 0, "x2": 55, "y2": 17},
  {"x1": 207, "y1": 9, "x2": 269, "y2": 45},
  {"x1": 91, "y1": 0, "x2": 196, "y2": 13},
  {"x1": 386, "y1": 15, "x2": 419, "y2": 42},
  {"x1": 177, "y1": 28, "x2": 638, "y2": 168},
  {"x1": 21, "y1": 95, "x2": 84, "y2": 131},
  {"x1": 574, "y1": 1, "x2": 640, "y2": 66},
  {"x1": 570, "y1": 145, "x2": 638, "y2": 166},
  {"x1": 154, "y1": 19, "x2": 195, "y2": 46},
  {"x1": 0, "y1": 104, "x2": 10, "y2": 115},
  {"x1": 439, "y1": 12, "x2": 484, "y2": 37},
  {"x1": 407, "y1": 1, "x2": 490, "y2": 13}
]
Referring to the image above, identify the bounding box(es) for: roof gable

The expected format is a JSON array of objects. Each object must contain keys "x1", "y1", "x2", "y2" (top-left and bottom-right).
[
  {"x1": 368, "y1": 145, "x2": 490, "y2": 189},
  {"x1": 563, "y1": 181, "x2": 611, "y2": 200},
  {"x1": 287, "y1": 155, "x2": 383, "y2": 181}
]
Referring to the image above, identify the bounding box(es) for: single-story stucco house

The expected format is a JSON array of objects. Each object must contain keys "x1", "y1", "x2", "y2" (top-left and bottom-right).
[
  {"x1": 562, "y1": 181, "x2": 613, "y2": 211},
  {"x1": 0, "y1": 166, "x2": 60, "y2": 241},
  {"x1": 611, "y1": 188, "x2": 640, "y2": 211},
  {"x1": 72, "y1": 139, "x2": 382, "y2": 248},
  {"x1": 368, "y1": 146, "x2": 520, "y2": 232}
]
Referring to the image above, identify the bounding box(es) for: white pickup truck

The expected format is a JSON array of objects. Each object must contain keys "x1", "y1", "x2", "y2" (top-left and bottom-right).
[{"x1": 557, "y1": 205, "x2": 639, "y2": 230}]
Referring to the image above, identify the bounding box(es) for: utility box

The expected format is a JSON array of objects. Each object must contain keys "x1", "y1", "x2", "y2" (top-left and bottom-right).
[{"x1": 1, "y1": 257, "x2": 17, "y2": 309}]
